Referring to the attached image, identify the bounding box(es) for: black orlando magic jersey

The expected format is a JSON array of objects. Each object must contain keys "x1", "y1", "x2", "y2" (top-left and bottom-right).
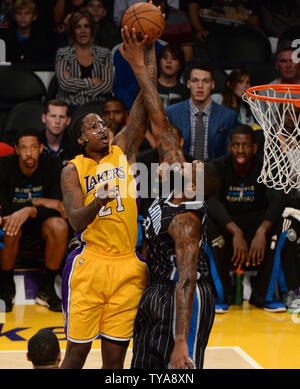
[{"x1": 145, "y1": 192, "x2": 209, "y2": 283}]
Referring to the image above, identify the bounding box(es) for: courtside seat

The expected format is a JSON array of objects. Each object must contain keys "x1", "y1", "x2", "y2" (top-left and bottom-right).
[
  {"x1": 3, "y1": 101, "x2": 44, "y2": 145},
  {"x1": 0, "y1": 69, "x2": 46, "y2": 110}
]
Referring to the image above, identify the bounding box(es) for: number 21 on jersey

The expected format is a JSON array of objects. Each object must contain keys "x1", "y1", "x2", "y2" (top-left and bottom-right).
[{"x1": 96, "y1": 185, "x2": 125, "y2": 217}]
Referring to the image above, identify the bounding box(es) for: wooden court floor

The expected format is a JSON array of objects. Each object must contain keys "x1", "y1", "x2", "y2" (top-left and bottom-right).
[{"x1": 0, "y1": 301, "x2": 299, "y2": 369}]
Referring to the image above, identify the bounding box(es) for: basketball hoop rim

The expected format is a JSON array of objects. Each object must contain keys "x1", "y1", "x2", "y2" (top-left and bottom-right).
[{"x1": 244, "y1": 84, "x2": 300, "y2": 107}]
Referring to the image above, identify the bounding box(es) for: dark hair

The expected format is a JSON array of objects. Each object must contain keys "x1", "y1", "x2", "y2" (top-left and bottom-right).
[
  {"x1": 27, "y1": 329, "x2": 60, "y2": 366},
  {"x1": 102, "y1": 96, "x2": 127, "y2": 112},
  {"x1": 221, "y1": 68, "x2": 252, "y2": 120},
  {"x1": 186, "y1": 62, "x2": 214, "y2": 82},
  {"x1": 44, "y1": 99, "x2": 70, "y2": 115},
  {"x1": 84, "y1": 0, "x2": 109, "y2": 9},
  {"x1": 15, "y1": 128, "x2": 42, "y2": 146},
  {"x1": 158, "y1": 44, "x2": 185, "y2": 79},
  {"x1": 275, "y1": 40, "x2": 294, "y2": 59},
  {"x1": 230, "y1": 123, "x2": 256, "y2": 143},
  {"x1": 68, "y1": 10, "x2": 96, "y2": 44},
  {"x1": 72, "y1": 113, "x2": 88, "y2": 140},
  {"x1": 64, "y1": 0, "x2": 85, "y2": 15}
]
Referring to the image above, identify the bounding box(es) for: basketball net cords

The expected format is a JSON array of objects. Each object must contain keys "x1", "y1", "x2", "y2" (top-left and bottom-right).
[{"x1": 243, "y1": 88, "x2": 300, "y2": 193}]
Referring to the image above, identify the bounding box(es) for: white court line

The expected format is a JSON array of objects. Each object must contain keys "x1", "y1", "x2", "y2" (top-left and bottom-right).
[
  {"x1": 233, "y1": 347, "x2": 263, "y2": 369},
  {"x1": 0, "y1": 346, "x2": 264, "y2": 369},
  {"x1": 208, "y1": 346, "x2": 263, "y2": 369}
]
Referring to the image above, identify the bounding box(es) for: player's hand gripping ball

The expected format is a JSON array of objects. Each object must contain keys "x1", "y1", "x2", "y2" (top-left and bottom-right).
[{"x1": 121, "y1": 2, "x2": 165, "y2": 43}]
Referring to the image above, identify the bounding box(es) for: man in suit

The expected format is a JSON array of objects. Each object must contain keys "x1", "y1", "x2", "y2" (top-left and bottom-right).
[{"x1": 166, "y1": 63, "x2": 237, "y2": 160}]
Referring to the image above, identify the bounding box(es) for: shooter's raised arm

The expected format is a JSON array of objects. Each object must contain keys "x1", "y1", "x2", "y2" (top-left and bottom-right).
[{"x1": 119, "y1": 26, "x2": 186, "y2": 167}]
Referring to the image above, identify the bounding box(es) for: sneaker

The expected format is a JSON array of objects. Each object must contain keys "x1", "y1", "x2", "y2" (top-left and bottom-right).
[
  {"x1": 281, "y1": 290, "x2": 300, "y2": 313},
  {"x1": 249, "y1": 292, "x2": 264, "y2": 308},
  {"x1": 0, "y1": 276, "x2": 15, "y2": 313},
  {"x1": 215, "y1": 303, "x2": 229, "y2": 313},
  {"x1": 263, "y1": 300, "x2": 287, "y2": 312},
  {"x1": 249, "y1": 292, "x2": 286, "y2": 312},
  {"x1": 0, "y1": 291, "x2": 14, "y2": 313},
  {"x1": 286, "y1": 298, "x2": 300, "y2": 313},
  {"x1": 282, "y1": 290, "x2": 300, "y2": 313},
  {"x1": 36, "y1": 285, "x2": 62, "y2": 312}
]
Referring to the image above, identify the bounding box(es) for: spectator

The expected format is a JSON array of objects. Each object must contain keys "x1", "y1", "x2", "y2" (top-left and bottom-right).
[
  {"x1": 55, "y1": 10, "x2": 113, "y2": 113},
  {"x1": 53, "y1": 0, "x2": 85, "y2": 35},
  {"x1": 41, "y1": 99, "x2": 81, "y2": 167},
  {"x1": 27, "y1": 329, "x2": 61, "y2": 369},
  {"x1": 113, "y1": 0, "x2": 180, "y2": 28},
  {"x1": 212, "y1": 68, "x2": 257, "y2": 127},
  {"x1": 166, "y1": 62, "x2": 237, "y2": 160},
  {"x1": 0, "y1": 128, "x2": 69, "y2": 313},
  {"x1": 155, "y1": 0, "x2": 194, "y2": 62},
  {"x1": 187, "y1": 0, "x2": 209, "y2": 44},
  {"x1": 101, "y1": 96, "x2": 128, "y2": 135},
  {"x1": 270, "y1": 41, "x2": 300, "y2": 85},
  {"x1": 86, "y1": 0, "x2": 122, "y2": 50},
  {"x1": 5, "y1": 0, "x2": 51, "y2": 64},
  {"x1": 104, "y1": 118, "x2": 120, "y2": 145},
  {"x1": 0, "y1": 1, "x2": 13, "y2": 29},
  {"x1": 113, "y1": 39, "x2": 165, "y2": 110},
  {"x1": 157, "y1": 44, "x2": 190, "y2": 107},
  {"x1": 207, "y1": 124, "x2": 299, "y2": 313},
  {"x1": 255, "y1": 0, "x2": 300, "y2": 38}
]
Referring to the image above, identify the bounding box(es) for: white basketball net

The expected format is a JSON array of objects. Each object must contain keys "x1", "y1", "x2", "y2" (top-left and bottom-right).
[{"x1": 242, "y1": 86, "x2": 300, "y2": 194}]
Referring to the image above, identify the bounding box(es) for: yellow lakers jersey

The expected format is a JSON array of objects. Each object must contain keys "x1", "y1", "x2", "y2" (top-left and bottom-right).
[{"x1": 69, "y1": 145, "x2": 138, "y2": 255}]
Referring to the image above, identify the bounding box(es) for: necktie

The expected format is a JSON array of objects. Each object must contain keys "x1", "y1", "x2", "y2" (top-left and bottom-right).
[{"x1": 194, "y1": 111, "x2": 206, "y2": 161}]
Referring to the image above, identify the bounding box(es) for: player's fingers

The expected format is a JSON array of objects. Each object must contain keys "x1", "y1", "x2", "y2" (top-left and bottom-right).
[
  {"x1": 140, "y1": 34, "x2": 148, "y2": 45},
  {"x1": 5, "y1": 222, "x2": 16, "y2": 236},
  {"x1": 251, "y1": 249, "x2": 257, "y2": 266},
  {"x1": 233, "y1": 252, "x2": 241, "y2": 267},
  {"x1": 245, "y1": 253, "x2": 250, "y2": 267},
  {"x1": 107, "y1": 189, "x2": 117, "y2": 199},
  {"x1": 230, "y1": 248, "x2": 237, "y2": 263},
  {"x1": 131, "y1": 27, "x2": 138, "y2": 43},
  {"x1": 123, "y1": 25, "x2": 133, "y2": 43},
  {"x1": 257, "y1": 248, "x2": 264, "y2": 265},
  {"x1": 186, "y1": 358, "x2": 195, "y2": 369},
  {"x1": 121, "y1": 26, "x2": 130, "y2": 44}
]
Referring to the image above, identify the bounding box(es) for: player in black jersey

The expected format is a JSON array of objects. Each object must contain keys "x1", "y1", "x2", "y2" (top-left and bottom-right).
[{"x1": 120, "y1": 26, "x2": 219, "y2": 369}]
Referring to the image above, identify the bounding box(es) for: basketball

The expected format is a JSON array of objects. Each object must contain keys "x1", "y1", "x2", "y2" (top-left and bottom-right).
[{"x1": 121, "y1": 2, "x2": 165, "y2": 43}]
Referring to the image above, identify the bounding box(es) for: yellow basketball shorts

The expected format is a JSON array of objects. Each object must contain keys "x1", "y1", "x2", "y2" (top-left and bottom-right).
[{"x1": 62, "y1": 246, "x2": 148, "y2": 343}]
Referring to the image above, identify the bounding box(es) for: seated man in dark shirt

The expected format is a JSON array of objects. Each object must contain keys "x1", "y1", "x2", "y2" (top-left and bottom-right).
[
  {"x1": 207, "y1": 123, "x2": 299, "y2": 313},
  {"x1": 0, "y1": 128, "x2": 69, "y2": 313}
]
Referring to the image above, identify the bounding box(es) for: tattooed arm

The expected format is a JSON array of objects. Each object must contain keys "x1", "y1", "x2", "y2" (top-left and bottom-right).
[
  {"x1": 60, "y1": 164, "x2": 116, "y2": 231},
  {"x1": 119, "y1": 27, "x2": 186, "y2": 167},
  {"x1": 113, "y1": 31, "x2": 156, "y2": 165},
  {"x1": 168, "y1": 211, "x2": 201, "y2": 369}
]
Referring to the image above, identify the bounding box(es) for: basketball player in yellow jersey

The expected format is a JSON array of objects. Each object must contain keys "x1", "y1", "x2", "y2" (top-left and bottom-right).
[{"x1": 59, "y1": 36, "x2": 156, "y2": 369}]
